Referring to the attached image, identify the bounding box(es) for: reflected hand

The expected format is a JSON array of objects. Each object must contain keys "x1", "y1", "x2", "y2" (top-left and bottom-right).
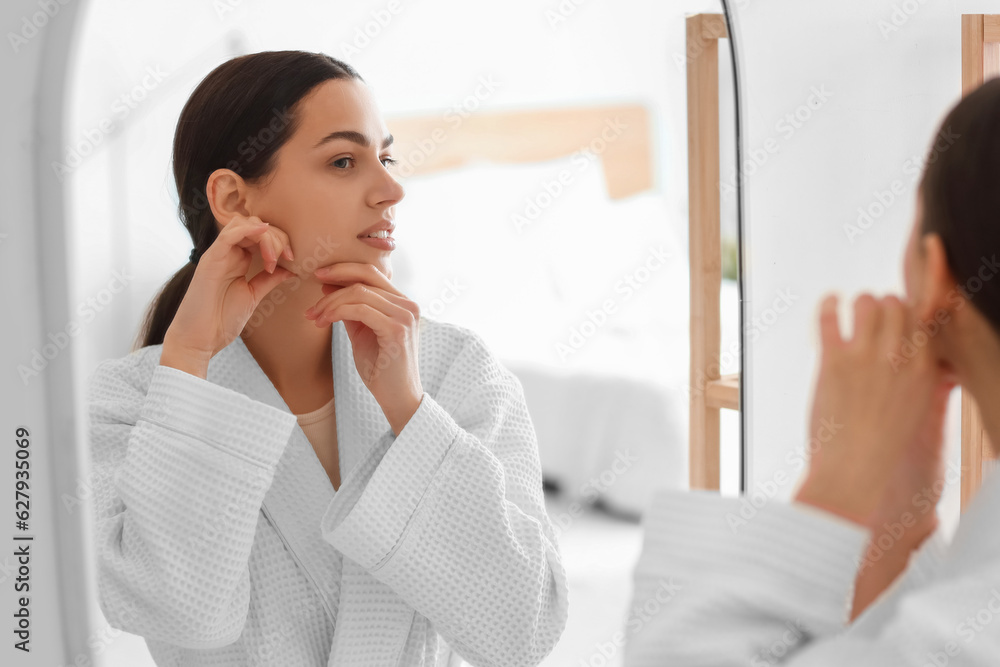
[{"x1": 306, "y1": 262, "x2": 423, "y2": 435}]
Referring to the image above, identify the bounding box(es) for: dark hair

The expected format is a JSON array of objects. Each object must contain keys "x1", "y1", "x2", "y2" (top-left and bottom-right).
[
  {"x1": 132, "y1": 50, "x2": 363, "y2": 351},
  {"x1": 919, "y1": 77, "x2": 1000, "y2": 336}
]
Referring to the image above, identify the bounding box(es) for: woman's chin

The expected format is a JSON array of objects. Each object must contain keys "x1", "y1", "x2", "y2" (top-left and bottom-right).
[{"x1": 278, "y1": 255, "x2": 392, "y2": 282}]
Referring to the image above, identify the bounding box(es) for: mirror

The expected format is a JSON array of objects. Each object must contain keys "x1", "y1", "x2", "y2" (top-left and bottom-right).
[
  {"x1": 3, "y1": 0, "x2": 740, "y2": 664},
  {"x1": 728, "y1": 0, "x2": 994, "y2": 543}
]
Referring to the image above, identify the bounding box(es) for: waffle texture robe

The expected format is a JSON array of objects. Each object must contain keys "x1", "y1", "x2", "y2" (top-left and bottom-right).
[
  {"x1": 88, "y1": 315, "x2": 569, "y2": 666},
  {"x1": 624, "y1": 465, "x2": 1000, "y2": 665}
]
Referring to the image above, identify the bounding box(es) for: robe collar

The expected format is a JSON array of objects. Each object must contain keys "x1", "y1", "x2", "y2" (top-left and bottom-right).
[{"x1": 209, "y1": 320, "x2": 417, "y2": 664}]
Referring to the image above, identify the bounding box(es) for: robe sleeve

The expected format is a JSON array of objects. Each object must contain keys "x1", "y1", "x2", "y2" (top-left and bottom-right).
[
  {"x1": 319, "y1": 329, "x2": 570, "y2": 667},
  {"x1": 622, "y1": 489, "x2": 991, "y2": 666},
  {"x1": 87, "y1": 355, "x2": 298, "y2": 648}
]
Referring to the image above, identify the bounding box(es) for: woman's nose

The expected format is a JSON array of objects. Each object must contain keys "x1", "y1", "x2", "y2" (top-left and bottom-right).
[{"x1": 384, "y1": 173, "x2": 405, "y2": 205}]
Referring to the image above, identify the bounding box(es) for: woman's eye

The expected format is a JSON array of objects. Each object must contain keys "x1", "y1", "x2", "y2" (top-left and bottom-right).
[{"x1": 328, "y1": 156, "x2": 398, "y2": 169}]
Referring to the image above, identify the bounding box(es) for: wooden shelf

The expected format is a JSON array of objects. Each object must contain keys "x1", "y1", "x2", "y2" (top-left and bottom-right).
[{"x1": 706, "y1": 373, "x2": 740, "y2": 411}]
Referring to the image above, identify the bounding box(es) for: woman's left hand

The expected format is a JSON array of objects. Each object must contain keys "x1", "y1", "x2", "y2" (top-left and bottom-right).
[{"x1": 306, "y1": 262, "x2": 423, "y2": 435}]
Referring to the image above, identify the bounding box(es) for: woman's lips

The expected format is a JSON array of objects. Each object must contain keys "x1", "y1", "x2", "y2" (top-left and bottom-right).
[{"x1": 358, "y1": 235, "x2": 396, "y2": 251}]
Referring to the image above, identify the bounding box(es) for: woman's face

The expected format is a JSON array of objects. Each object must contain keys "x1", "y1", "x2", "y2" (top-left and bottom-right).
[{"x1": 245, "y1": 77, "x2": 404, "y2": 281}]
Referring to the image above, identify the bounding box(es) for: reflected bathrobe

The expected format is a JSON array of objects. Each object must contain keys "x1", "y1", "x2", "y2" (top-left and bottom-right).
[
  {"x1": 87, "y1": 315, "x2": 569, "y2": 666},
  {"x1": 623, "y1": 466, "x2": 1000, "y2": 666}
]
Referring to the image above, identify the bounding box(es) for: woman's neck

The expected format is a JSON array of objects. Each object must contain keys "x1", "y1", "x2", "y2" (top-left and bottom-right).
[
  {"x1": 945, "y1": 306, "x2": 1000, "y2": 457},
  {"x1": 239, "y1": 265, "x2": 334, "y2": 399}
]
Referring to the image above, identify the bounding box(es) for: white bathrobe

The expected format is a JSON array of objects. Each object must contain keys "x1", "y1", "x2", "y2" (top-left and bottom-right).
[
  {"x1": 87, "y1": 315, "x2": 569, "y2": 666},
  {"x1": 623, "y1": 466, "x2": 1000, "y2": 665}
]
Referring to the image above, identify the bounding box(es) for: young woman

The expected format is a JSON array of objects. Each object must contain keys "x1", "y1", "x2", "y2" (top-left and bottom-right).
[
  {"x1": 87, "y1": 50, "x2": 568, "y2": 667},
  {"x1": 625, "y1": 78, "x2": 1000, "y2": 665}
]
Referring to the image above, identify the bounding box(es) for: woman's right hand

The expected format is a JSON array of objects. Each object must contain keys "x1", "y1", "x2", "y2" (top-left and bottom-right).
[{"x1": 163, "y1": 214, "x2": 296, "y2": 367}]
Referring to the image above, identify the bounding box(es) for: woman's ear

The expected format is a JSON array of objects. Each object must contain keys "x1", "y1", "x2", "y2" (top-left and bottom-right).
[
  {"x1": 919, "y1": 232, "x2": 960, "y2": 320},
  {"x1": 206, "y1": 168, "x2": 255, "y2": 232}
]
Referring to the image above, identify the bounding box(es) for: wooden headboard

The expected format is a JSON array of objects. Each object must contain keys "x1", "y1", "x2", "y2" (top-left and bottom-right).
[{"x1": 384, "y1": 105, "x2": 653, "y2": 199}]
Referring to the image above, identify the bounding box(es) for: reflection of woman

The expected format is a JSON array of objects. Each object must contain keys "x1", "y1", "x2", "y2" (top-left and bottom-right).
[
  {"x1": 87, "y1": 51, "x2": 568, "y2": 666},
  {"x1": 625, "y1": 79, "x2": 1000, "y2": 665}
]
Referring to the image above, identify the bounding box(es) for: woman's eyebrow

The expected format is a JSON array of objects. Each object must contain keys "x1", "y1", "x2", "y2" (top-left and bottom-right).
[{"x1": 312, "y1": 130, "x2": 394, "y2": 150}]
